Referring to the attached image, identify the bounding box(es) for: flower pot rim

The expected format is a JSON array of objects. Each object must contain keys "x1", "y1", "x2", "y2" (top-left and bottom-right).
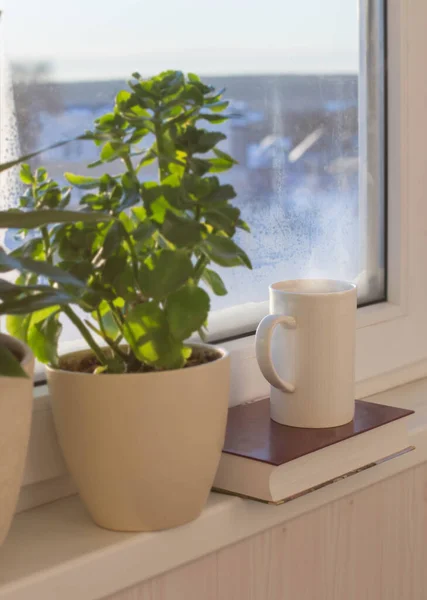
[
  {"x1": 0, "y1": 333, "x2": 33, "y2": 372},
  {"x1": 46, "y1": 342, "x2": 229, "y2": 378}
]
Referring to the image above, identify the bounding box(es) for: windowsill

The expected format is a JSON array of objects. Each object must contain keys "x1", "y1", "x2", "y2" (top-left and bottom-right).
[{"x1": 1, "y1": 378, "x2": 427, "y2": 600}]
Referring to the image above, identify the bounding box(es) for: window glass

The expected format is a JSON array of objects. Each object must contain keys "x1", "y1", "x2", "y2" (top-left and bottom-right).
[{"x1": 0, "y1": 0, "x2": 385, "y2": 342}]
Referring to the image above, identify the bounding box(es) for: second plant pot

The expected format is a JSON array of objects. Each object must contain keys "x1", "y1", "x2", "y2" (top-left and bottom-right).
[
  {"x1": 47, "y1": 343, "x2": 230, "y2": 532},
  {"x1": 0, "y1": 334, "x2": 34, "y2": 546}
]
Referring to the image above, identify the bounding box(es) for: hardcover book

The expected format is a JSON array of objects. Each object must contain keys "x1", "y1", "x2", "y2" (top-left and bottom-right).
[{"x1": 213, "y1": 399, "x2": 414, "y2": 504}]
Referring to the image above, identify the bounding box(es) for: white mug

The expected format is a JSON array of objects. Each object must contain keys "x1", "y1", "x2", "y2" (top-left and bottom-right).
[{"x1": 255, "y1": 279, "x2": 357, "y2": 428}]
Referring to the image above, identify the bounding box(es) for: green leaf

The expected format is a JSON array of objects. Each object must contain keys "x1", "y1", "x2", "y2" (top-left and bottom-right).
[
  {"x1": 0, "y1": 137, "x2": 83, "y2": 174},
  {"x1": 166, "y1": 285, "x2": 210, "y2": 341},
  {"x1": 93, "y1": 300, "x2": 120, "y2": 340},
  {"x1": 199, "y1": 113, "x2": 229, "y2": 125},
  {"x1": 102, "y1": 221, "x2": 123, "y2": 258},
  {"x1": 125, "y1": 302, "x2": 184, "y2": 369},
  {"x1": 102, "y1": 255, "x2": 127, "y2": 286},
  {"x1": 208, "y1": 159, "x2": 234, "y2": 173},
  {"x1": 189, "y1": 158, "x2": 211, "y2": 176},
  {"x1": 180, "y1": 85, "x2": 204, "y2": 106},
  {"x1": 64, "y1": 173, "x2": 101, "y2": 190},
  {"x1": 28, "y1": 312, "x2": 62, "y2": 366},
  {"x1": 118, "y1": 212, "x2": 135, "y2": 233},
  {"x1": 195, "y1": 131, "x2": 226, "y2": 153},
  {"x1": 6, "y1": 313, "x2": 32, "y2": 342},
  {"x1": 0, "y1": 278, "x2": 52, "y2": 297},
  {"x1": 203, "y1": 205, "x2": 240, "y2": 235},
  {"x1": 138, "y1": 249, "x2": 193, "y2": 299},
  {"x1": 200, "y1": 184, "x2": 237, "y2": 204},
  {"x1": 202, "y1": 268, "x2": 228, "y2": 296},
  {"x1": 161, "y1": 213, "x2": 201, "y2": 247},
  {"x1": 20, "y1": 164, "x2": 35, "y2": 185},
  {"x1": 116, "y1": 89, "x2": 132, "y2": 107},
  {"x1": 208, "y1": 100, "x2": 229, "y2": 113},
  {"x1": 59, "y1": 260, "x2": 93, "y2": 281},
  {"x1": 201, "y1": 234, "x2": 252, "y2": 269},
  {"x1": 0, "y1": 209, "x2": 109, "y2": 229},
  {"x1": 137, "y1": 149, "x2": 156, "y2": 169},
  {"x1": 150, "y1": 195, "x2": 172, "y2": 225},
  {"x1": 121, "y1": 173, "x2": 141, "y2": 208},
  {"x1": 131, "y1": 206, "x2": 147, "y2": 222},
  {"x1": 114, "y1": 266, "x2": 137, "y2": 302},
  {"x1": 208, "y1": 148, "x2": 238, "y2": 173},
  {"x1": 204, "y1": 89, "x2": 225, "y2": 104},
  {"x1": 0, "y1": 344, "x2": 28, "y2": 378},
  {"x1": 100, "y1": 142, "x2": 118, "y2": 162},
  {"x1": 165, "y1": 107, "x2": 199, "y2": 127},
  {"x1": 10, "y1": 306, "x2": 60, "y2": 342},
  {"x1": 0, "y1": 251, "x2": 87, "y2": 288},
  {"x1": 36, "y1": 167, "x2": 48, "y2": 183},
  {"x1": 0, "y1": 291, "x2": 75, "y2": 315},
  {"x1": 100, "y1": 141, "x2": 129, "y2": 163},
  {"x1": 31, "y1": 305, "x2": 61, "y2": 325},
  {"x1": 94, "y1": 112, "x2": 126, "y2": 132},
  {"x1": 237, "y1": 218, "x2": 250, "y2": 233},
  {"x1": 182, "y1": 345, "x2": 192, "y2": 360},
  {"x1": 132, "y1": 220, "x2": 156, "y2": 244}
]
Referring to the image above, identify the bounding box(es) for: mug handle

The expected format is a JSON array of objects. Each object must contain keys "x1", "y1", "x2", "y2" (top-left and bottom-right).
[{"x1": 255, "y1": 314, "x2": 297, "y2": 393}]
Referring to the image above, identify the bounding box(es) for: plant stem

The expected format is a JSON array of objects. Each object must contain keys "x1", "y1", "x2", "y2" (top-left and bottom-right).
[
  {"x1": 95, "y1": 308, "x2": 129, "y2": 361},
  {"x1": 154, "y1": 109, "x2": 168, "y2": 182},
  {"x1": 62, "y1": 305, "x2": 109, "y2": 366},
  {"x1": 107, "y1": 301, "x2": 142, "y2": 372},
  {"x1": 120, "y1": 223, "x2": 141, "y2": 290},
  {"x1": 120, "y1": 152, "x2": 144, "y2": 291},
  {"x1": 108, "y1": 301, "x2": 125, "y2": 326},
  {"x1": 107, "y1": 302, "x2": 135, "y2": 353},
  {"x1": 194, "y1": 255, "x2": 208, "y2": 284},
  {"x1": 41, "y1": 226, "x2": 52, "y2": 263},
  {"x1": 123, "y1": 154, "x2": 137, "y2": 178}
]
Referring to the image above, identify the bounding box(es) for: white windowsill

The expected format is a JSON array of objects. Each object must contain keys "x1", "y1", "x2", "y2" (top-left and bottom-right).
[{"x1": 1, "y1": 377, "x2": 427, "y2": 600}]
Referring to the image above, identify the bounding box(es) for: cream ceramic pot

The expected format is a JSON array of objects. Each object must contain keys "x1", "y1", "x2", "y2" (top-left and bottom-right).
[
  {"x1": 47, "y1": 344, "x2": 230, "y2": 532},
  {"x1": 256, "y1": 279, "x2": 357, "y2": 428},
  {"x1": 0, "y1": 334, "x2": 34, "y2": 546}
]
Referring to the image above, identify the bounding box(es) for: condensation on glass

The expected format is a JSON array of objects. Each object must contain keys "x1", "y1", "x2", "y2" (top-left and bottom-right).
[{"x1": 0, "y1": 0, "x2": 386, "y2": 340}]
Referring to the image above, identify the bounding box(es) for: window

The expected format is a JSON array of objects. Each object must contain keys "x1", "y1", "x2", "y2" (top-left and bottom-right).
[
  {"x1": 2, "y1": 0, "x2": 427, "y2": 511},
  {"x1": 0, "y1": 0, "x2": 386, "y2": 349},
  {"x1": 2, "y1": 0, "x2": 426, "y2": 401}
]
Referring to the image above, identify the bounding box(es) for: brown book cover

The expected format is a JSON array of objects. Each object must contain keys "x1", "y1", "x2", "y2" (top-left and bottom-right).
[{"x1": 223, "y1": 398, "x2": 414, "y2": 465}]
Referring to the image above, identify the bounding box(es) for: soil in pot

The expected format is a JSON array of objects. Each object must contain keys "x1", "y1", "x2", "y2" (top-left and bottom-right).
[{"x1": 58, "y1": 346, "x2": 221, "y2": 374}]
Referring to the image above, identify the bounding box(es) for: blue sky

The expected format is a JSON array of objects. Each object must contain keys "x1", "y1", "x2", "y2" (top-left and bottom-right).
[{"x1": 1, "y1": 0, "x2": 358, "y2": 80}]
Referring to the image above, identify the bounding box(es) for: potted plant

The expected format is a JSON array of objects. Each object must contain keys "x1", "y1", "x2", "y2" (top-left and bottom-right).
[
  {"x1": 4, "y1": 71, "x2": 251, "y2": 532},
  {"x1": 0, "y1": 168, "x2": 106, "y2": 544}
]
